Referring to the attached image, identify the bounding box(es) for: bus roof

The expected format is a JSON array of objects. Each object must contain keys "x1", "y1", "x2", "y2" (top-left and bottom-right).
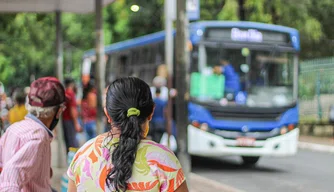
[
  {"x1": 83, "y1": 21, "x2": 299, "y2": 58},
  {"x1": 190, "y1": 21, "x2": 298, "y2": 34},
  {"x1": 83, "y1": 30, "x2": 174, "y2": 58}
]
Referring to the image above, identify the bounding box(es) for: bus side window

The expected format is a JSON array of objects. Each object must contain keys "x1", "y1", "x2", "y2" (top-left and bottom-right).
[
  {"x1": 106, "y1": 55, "x2": 117, "y2": 84},
  {"x1": 119, "y1": 55, "x2": 128, "y2": 77}
]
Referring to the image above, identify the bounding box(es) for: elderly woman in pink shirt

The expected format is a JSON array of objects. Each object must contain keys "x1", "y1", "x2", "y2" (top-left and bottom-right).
[{"x1": 0, "y1": 77, "x2": 66, "y2": 192}]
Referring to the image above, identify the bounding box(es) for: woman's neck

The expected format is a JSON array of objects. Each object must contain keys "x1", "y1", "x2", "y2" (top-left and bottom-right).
[{"x1": 108, "y1": 127, "x2": 121, "y2": 138}]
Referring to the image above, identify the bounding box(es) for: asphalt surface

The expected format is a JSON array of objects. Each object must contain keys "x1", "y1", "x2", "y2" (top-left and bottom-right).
[{"x1": 192, "y1": 149, "x2": 334, "y2": 192}]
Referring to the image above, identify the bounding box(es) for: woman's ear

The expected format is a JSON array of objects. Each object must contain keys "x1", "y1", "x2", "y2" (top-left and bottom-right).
[
  {"x1": 104, "y1": 107, "x2": 112, "y2": 123},
  {"x1": 148, "y1": 106, "x2": 155, "y2": 121}
]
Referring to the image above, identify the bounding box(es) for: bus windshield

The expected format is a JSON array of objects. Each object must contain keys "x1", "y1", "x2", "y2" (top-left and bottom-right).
[{"x1": 192, "y1": 44, "x2": 296, "y2": 108}]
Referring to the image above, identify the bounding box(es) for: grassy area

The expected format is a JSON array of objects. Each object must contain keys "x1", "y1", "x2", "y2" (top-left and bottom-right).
[{"x1": 299, "y1": 115, "x2": 330, "y2": 124}]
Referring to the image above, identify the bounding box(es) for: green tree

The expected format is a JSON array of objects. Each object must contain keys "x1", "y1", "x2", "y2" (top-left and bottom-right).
[
  {"x1": 200, "y1": 0, "x2": 226, "y2": 20},
  {"x1": 0, "y1": 13, "x2": 55, "y2": 88},
  {"x1": 217, "y1": 0, "x2": 239, "y2": 21},
  {"x1": 125, "y1": 0, "x2": 164, "y2": 38},
  {"x1": 304, "y1": 0, "x2": 334, "y2": 58},
  {"x1": 244, "y1": 0, "x2": 325, "y2": 58},
  {"x1": 0, "y1": 0, "x2": 333, "y2": 92}
]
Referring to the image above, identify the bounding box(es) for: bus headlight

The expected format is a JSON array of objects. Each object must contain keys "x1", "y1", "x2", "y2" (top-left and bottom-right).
[
  {"x1": 280, "y1": 124, "x2": 295, "y2": 135},
  {"x1": 200, "y1": 123, "x2": 209, "y2": 131},
  {"x1": 280, "y1": 126, "x2": 288, "y2": 135},
  {"x1": 191, "y1": 121, "x2": 209, "y2": 132}
]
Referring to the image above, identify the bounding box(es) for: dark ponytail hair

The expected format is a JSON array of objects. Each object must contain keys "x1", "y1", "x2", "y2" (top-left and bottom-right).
[
  {"x1": 82, "y1": 80, "x2": 94, "y2": 100},
  {"x1": 105, "y1": 77, "x2": 154, "y2": 191}
]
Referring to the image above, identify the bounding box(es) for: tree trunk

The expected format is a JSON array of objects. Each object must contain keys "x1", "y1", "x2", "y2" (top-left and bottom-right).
[{"x1": 238, "y1": 0, "x2": 246, "y2": 21}]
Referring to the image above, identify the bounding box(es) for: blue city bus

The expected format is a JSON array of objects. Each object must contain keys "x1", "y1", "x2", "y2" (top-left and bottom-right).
[{"x1": 82, "y1": 21, "x2": 300, "y2": 166}]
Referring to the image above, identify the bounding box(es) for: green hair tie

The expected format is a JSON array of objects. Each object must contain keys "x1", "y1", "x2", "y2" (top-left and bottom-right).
[{"x1": 127, "y1": 108, "x2": 140, "y2": 117}]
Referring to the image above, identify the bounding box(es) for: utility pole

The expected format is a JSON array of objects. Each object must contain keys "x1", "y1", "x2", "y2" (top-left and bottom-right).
[
  {"x1": 55, "y1": 11, "x2": 63, "y2": 83},
  {"x1": 95, "y1": 0, "x2": 106, "y2": 134},
  {"x1": 175, "y1": 0, "x2": 191, "y2": 179},
  {"x1": 165, "y1": 0, "x2": 174, "y2": 146},
  {"x1": 55, "y1": 10, "x2": 66, "y2": 168}
]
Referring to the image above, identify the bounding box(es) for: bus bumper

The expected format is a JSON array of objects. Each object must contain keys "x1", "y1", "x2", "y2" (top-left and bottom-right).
[{"x1": 188, "y1": 125, "x2": 299, "y2": 157}]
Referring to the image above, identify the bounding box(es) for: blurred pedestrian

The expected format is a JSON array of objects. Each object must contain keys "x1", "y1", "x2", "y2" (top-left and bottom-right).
[
  {"x1": 67, "y1": 77, "x2": 188, "y2": 192},
  {"x1": 150, "y1": 76, "x2": 169, "y2": 101},
  {"x1": 0, "y1": 83, "x2": 5, "y2": 135},
  {"x1": 0, "y1": 88, "x2": 9, "y2": 130},
  {"x1": 213, "y1": 57, "x2": 240, "y2": 98},
  {"x1": 24, "y1": 86, "x2": 30, "y2": 104},
  {"x1": 103, "y1": 86, "x2": 110, "y2": 133},
  {"x1": 8, "y1": 90, "x2": 28, "y2": 124},
  {"x1": 81, "y1": 81, "x2": 97, "y2": 140},
  {"x1": 0, "y1": 77, "x2": 66, "y2": 191},
  {"x1": 150, "y1": 74, "x2": 178, "y2": 149},
  {"x1": 149, "y1": 88, "x2": 167, "y2": 143},
  {"x1": 62, "y1": 78, "x2": 82, "y2": 153}
]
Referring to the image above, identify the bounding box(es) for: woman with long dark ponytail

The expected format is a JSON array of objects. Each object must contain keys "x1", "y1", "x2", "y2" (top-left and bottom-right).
[{"x1": 67, "y1": 77, "x2": 188, "y2": 192}]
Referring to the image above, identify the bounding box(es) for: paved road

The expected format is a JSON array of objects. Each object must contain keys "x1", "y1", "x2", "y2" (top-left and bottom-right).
[{"x1": 192, "y1": 149, "x2": 333, "y2": 192}]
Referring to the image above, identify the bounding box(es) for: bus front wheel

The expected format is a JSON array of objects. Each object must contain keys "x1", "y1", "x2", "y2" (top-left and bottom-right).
[{"x1": 241, "y1": 156, "x2": 260, "y2": 167}]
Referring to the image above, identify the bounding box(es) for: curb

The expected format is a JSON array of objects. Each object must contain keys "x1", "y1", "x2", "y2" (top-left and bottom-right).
[
  {"x1": 190, "y1": 173, "x2": 245, "y2": 192},
  {"x1": 298, "y1": 141, "x2": 334, "y2": 153}
]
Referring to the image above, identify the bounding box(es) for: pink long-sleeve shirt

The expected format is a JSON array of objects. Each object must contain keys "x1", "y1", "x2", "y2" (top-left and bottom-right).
[{"x1": 0, "y1": 114, "x2": 53, "y2": 192}]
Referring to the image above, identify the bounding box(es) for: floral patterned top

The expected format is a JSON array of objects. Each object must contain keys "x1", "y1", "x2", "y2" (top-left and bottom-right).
[{"x1": 67, "y1": 134, "x2": 185, "y2": 192}]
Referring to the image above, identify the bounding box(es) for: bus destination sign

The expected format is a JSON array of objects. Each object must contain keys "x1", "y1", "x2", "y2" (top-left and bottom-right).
[
  {"x1": 205, "y1": 27, "x2": 289, "y2": 44},
  {"x1": 231, "y1": 28, "x2": 263, "y2": 42}
]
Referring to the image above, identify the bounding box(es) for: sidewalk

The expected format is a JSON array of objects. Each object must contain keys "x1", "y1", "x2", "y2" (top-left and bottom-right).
[
  {"x1": 299, "y1": 135, "x2": 334, "y2": 146},
  {"x1": 51, "y1": 135, "x2": 332, "y2": 192},
  {"x1": 298, "y1": 135, "x2": 334, "y2": 153},
  {"x1": 189, "y1": 173, "x2": 244, "y2": 192}
]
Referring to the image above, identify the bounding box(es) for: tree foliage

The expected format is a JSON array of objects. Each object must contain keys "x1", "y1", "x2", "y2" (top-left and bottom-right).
[
  {"x1": 126, "y1": 0, "x2": 164, "y2": 37},
  {"x1": 200, "y1": 0, "x2": 226, "y2": 20},
  {"x1": 0, "y1": 0, "x2": 333, "y2": 91},
  {"x1": 0, "y1": 14, "x2": 56, "y2": 88},
  {"x1": 217, "y1": 0, "x2": 239, "y2": 21}
]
